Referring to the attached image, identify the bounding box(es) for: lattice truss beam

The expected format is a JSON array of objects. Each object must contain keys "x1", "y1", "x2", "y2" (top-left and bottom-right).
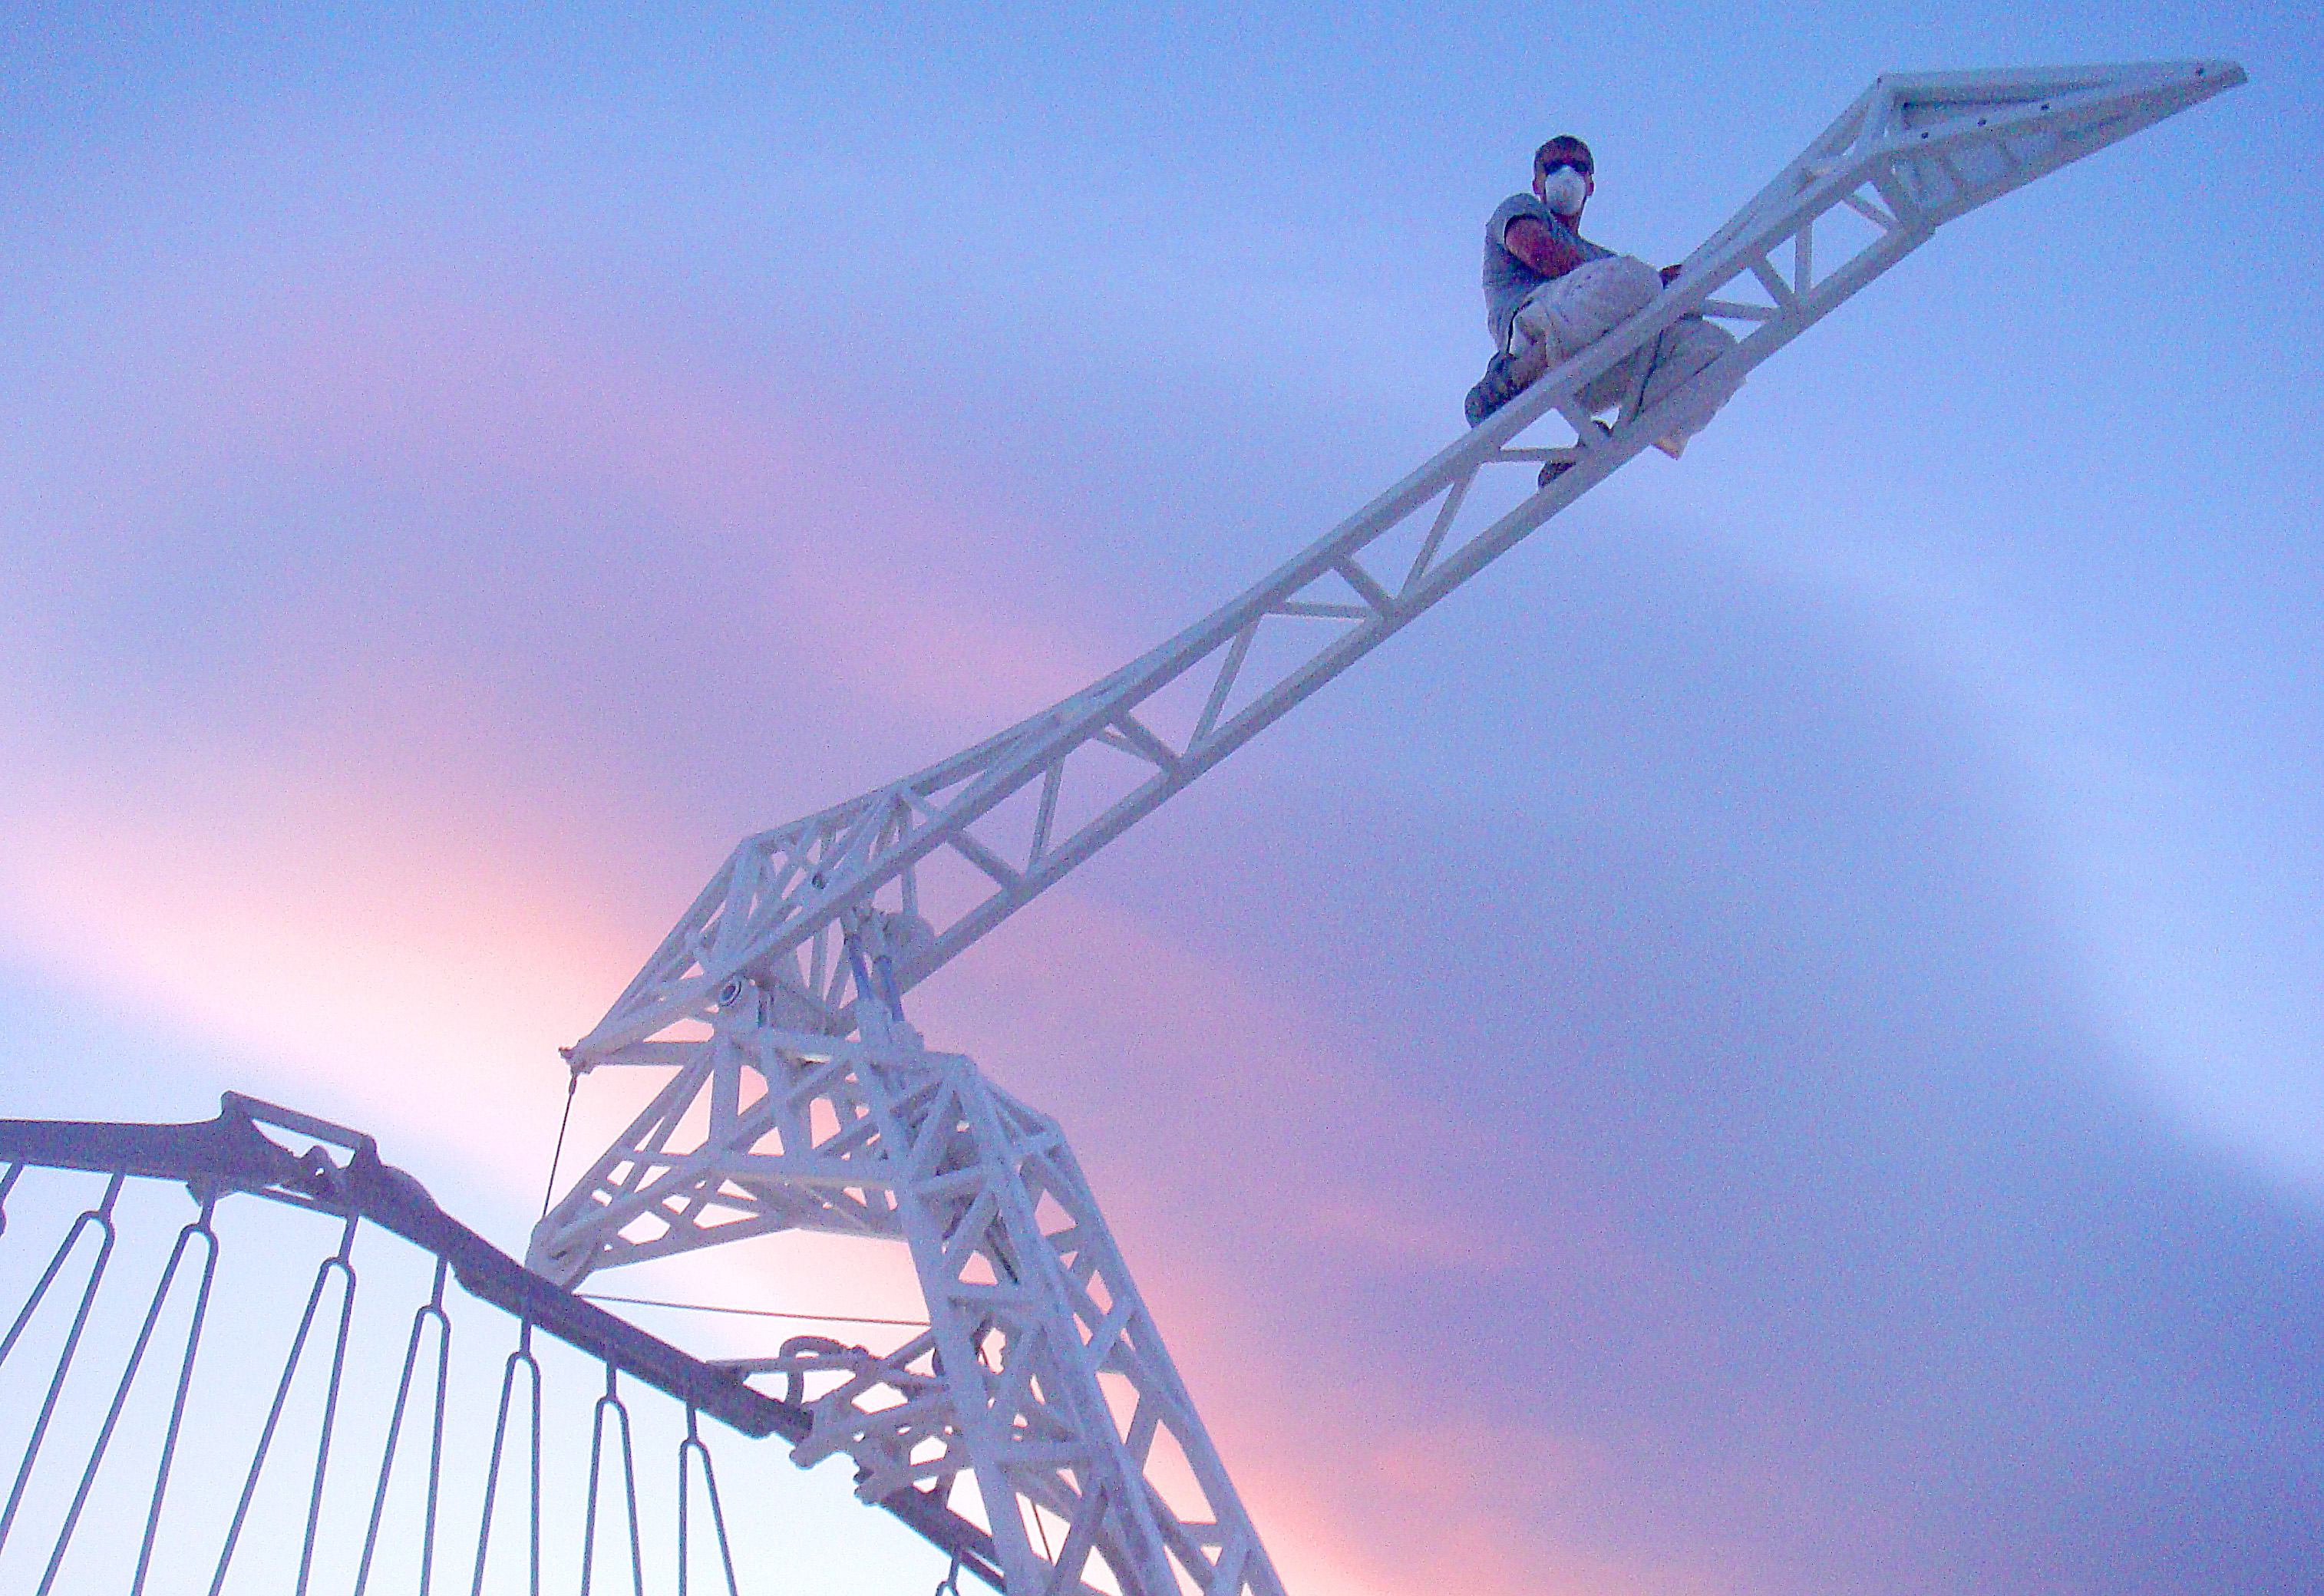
[
  {"x1": 560, "y1": 61, "x2": 2240, "y2": 1070},
  {"x1": 527, "y1": 58, "x2": 2240, "y2": 1596},
  {"x1": 535, "y1": 984, "x2": 1283, "y2": 1596}
]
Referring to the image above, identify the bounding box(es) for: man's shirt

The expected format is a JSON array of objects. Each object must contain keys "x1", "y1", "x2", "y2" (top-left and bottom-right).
[{"x1": 1483, "y1": 193, "x2": 1614, "y2": 351}]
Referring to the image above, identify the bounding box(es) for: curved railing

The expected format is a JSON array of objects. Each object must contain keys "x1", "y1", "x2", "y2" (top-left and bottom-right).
[{"x1": 0, "y1": 1093, "x2": 1002, "y2": 1593}]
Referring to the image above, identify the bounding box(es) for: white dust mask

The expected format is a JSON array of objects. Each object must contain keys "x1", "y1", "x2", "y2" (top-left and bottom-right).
[{"x1": 1539, "y1": 167, "x2": 1588, "y2": 217}]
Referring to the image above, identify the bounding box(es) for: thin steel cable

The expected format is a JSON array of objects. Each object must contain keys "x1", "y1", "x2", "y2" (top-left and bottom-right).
[
  {"x1": 37, "y1": 1198, "x2": 219, "y2": 1594},
  {"x1": 581, "y1": 1364, "x2": 645, "y2": 1596},
  {"x1": 129, "y1": 1199, "x2": 223, "y2": 1596},
  {"x1": 355, "y1": 1257, "x2": 453, "y2": 1596},
  {"x1": 207, "y1": 1210, "x2": 361, "y2": 1596},
  {"x1": 470, "y1": 1321, "x2": 543, "y2": 1596},
  {"x1": 675, "y1": 1406, "x2": 741, "y2": 1596},
  {"x1": 0, "y1": 1161, "x2": 21, "y2": 1235},
  {"x1": 540, "y1": 1063, "x2": 583, "y2": 1221},
  {"x1": 0, "y1": 1172, "x2": 124, "y2": 1557},
  {"x1": 577, "y1": 1292, "x2": 928, "y2": 1327}
]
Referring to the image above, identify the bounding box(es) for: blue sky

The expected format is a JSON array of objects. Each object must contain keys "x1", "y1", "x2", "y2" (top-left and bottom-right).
[{"x1": 3, "y1": 4, "x2": 2319, "y2": 1594}]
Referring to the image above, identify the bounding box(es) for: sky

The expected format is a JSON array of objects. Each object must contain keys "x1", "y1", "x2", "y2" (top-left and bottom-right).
[{"x1": 2, "y1": 3, "x2": 2320, "y2": 1594}]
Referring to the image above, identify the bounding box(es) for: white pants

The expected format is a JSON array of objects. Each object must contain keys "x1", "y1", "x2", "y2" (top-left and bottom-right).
[{"x1": 1507, "y1": 256, "x2": 1737, "y2": 447}]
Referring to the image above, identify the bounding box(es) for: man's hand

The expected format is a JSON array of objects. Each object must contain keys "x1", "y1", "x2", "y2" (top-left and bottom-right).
[
  {"x1": 1660, "y1": 263, "x2": 1683, "y2": 285},
  {"x1": 1503, "y1": 216, "x2": 1588, "y2": 280}
]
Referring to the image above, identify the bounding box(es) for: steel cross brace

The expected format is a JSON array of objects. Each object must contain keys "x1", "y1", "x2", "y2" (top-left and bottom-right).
[
  {"x1": 536, "y1": 917, "x2": 1284, "y2": 1596},
  {"x1": 529, "y1": 59, "x2": 2243, "y2": 1596},
  {"x1": 560, "y1": 61, "x2": 2243, "y2": 1072}
]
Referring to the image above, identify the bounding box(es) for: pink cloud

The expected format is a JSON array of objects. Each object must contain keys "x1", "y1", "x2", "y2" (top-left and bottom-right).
[
  {"x1": 0, "y1": 727, "x2": 631, "y2": 1136},
  {"x1": 2, "y1": 236, "x2": 1142, "y2": 1145},
  {"x1": 173, "y1": 259, "x2": 1126, "y2": 731},
  {"x1": 7, "y1": 229, "x2": 1766, "y2": 1596},
  {"x1": 905, "y1": 889, "x2": 1742, "y2": 1596}
]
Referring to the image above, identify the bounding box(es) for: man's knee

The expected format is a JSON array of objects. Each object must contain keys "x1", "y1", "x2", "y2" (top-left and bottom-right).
[
  {"x1": 1670, "y1": 315, "x2": 1738, "y2": 374},
  {"x1": 1558, "y1": 256, "x2": 1660, "y2": 335},
  {"x1": 1514, "y1": 255, "x2": 1661, "y2": 356},
  {"x1": 1552, "y1": 259, "x2": 1664, "y2": 348},
  {"x1": 1591, "y1": 255, "x2": 1663, "y2": 310}
]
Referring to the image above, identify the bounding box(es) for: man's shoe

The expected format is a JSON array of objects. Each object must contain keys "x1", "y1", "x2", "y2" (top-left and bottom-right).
[{"x1": 1465, "y1": 351, "x2": 1527, "y2": 427}]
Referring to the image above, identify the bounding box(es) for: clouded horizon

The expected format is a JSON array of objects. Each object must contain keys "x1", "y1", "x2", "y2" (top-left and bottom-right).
[{"x1": 5, "y1": 5, "x2": 2319, "y2": 1594}]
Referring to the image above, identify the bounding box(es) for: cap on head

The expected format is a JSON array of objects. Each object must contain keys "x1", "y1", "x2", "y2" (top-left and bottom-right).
[{"x1": 1533, "y1": 135, "x2": 1595, "y2": 177}]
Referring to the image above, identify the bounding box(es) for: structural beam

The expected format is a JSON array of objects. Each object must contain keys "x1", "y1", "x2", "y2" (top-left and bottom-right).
[{"x1": 561, "y1": 60, "x2": 2244, "y2": 1070}]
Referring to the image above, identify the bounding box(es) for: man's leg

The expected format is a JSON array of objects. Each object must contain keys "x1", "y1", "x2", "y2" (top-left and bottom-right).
[
  {"x1": 1510, "y1": 256, "x2": 1662, "y2": 381},
  {"x1": 1467, "y1": 256, "x2": 1661, "y2": 428},
  {"x1": 1631, "y1": 315, "x2": 1739, "y2": 455},
  {"x1": 1507, "y1": 257, "x2": 1662, "y2": 483}
]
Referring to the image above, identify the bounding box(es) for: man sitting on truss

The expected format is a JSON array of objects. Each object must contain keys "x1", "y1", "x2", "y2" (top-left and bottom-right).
[{"x1": 1465, "y1": 135, "x2": 1735, "y2": 467}]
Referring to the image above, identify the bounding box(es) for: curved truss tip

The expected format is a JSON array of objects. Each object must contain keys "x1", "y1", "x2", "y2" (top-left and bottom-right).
[
  {"x1": 568, "y1": 58, "x2": 2243, "y2": 1069},
  {"x1": 523, "y1": 58, "x2": 2243, "y2": 1596}
]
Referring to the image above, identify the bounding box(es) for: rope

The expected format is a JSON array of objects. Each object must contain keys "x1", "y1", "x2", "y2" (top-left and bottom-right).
[
  {"x1": 541, "y1": 1057, "x2": 584, "y2": 1221},
  {"x1": 578, "y1": 1292, "x2": 929, "y2": 1328}
]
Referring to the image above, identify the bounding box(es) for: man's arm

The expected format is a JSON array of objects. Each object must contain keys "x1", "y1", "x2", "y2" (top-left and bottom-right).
[{"x1": 1502, "y1": 215, "x2": 1589, "y2": 279}]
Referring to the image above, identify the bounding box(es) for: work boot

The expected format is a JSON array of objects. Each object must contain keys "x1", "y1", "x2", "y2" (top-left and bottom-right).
[{"x1": 1464, "y1": 351, "x2": 1527, "y2": 427}]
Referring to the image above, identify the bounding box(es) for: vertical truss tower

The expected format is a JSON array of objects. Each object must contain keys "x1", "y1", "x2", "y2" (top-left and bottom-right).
[{"x1": 527, "y1": 61, "x2": 2241, "y2": 1596}]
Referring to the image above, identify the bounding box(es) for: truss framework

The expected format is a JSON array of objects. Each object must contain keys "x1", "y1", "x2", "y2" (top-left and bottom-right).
[
  {"x1": 530, "y1": 61, "x2": 2242, "y2": 1596},
  {"x1": 556, "y1": 61, "x2": 2242, "y2": 1069},
  {"x1": 536, "y1": 922, "x2": 1281, "y2": 1596}
]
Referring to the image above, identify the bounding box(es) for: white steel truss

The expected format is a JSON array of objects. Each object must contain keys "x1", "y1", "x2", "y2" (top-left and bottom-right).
[
  {"x1": 537, "y1": 918, "x2": 1283, "y2": 1596},
  {"x1": 550, "y1": 61, "x2": 2241, "y2": 1069},
  {"x1": 530, "y1": 61, "x2": 2242, "y2": 1596}
]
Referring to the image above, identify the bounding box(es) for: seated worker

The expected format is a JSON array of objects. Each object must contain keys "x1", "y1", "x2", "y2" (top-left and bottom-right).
[{"x1": 1466, "y1": 135, "x2": 1735, "y2": 471}]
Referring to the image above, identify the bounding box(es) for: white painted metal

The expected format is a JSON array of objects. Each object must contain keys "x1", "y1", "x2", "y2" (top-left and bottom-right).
[
  {"x1": 550, "y1": 61, "x2": 2241, "y2": 1070},
  {"x1": 540, "y1": 913, "x2": 1285, "y2": 1596},
  {"x1": 529, "y1": 62, "x2": 2242, "y2": 1596}
]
